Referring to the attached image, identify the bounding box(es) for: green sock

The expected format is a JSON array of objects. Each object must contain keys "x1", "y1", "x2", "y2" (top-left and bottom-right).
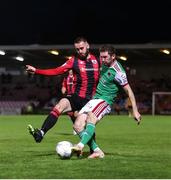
[
  {"x1": 89, "y1": 134, "x2": 98, "y2": 150},
  {"x1": 78, "y1": 130, "x2": 98, "y2": 150},
  {"x1": 80, "y1": 123, "x2": 95, "y2": 145}
]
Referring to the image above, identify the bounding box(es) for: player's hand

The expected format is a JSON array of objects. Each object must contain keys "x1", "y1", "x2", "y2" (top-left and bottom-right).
[
  {"x1": 26, "y1": 65, "x2": 36, "y2": 74},
  {"x1": 133, "y1": 112, "x2": 141, "y2": 125},
  {"x1": 134, "y1": 116, "x2": 141, "y2": 125}
]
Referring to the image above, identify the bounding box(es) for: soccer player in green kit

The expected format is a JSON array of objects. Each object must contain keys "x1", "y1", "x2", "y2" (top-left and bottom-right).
[{"x1": 73, "y1": 45, "x2": 141, "y2": 159}]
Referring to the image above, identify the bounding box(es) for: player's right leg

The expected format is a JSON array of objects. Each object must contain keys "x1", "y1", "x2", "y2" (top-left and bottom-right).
[
  {"x1": 27, "y1": 98, "x2": 72, "y2": 143},
  {"x1": 87, "y1": 133, "x2": 97, "y2": 153},
  {"x1": 74, "y1": 99, "x2": 111, "y2": 158},
  {"x1": 88, "y1": 148, "x2": 105, "y2": 159},
  {"x1": 71, "y1": 139, "x2": 104, "y2": 159},
  {"x1": 27, "y1": 124, "x2": 44, "y2": 143},
  {"x1": 73, "y1": 112, "x2": 99, "y2": 155}
]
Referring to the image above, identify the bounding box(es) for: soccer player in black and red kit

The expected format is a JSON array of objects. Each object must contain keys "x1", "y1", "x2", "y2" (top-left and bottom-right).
[
  {"x1": 26, "y1": 37, "x2": 101, "y2": 153},
  {"x1": 61, "y1": 69, "x2": 77, "y2": 135},
  {"x1": 61, "y1": 70, "x2": 75, "y2": 97}
]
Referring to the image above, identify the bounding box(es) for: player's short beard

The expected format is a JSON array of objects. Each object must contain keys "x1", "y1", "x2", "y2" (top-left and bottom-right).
[
  {"x1": 104, "y1": 58, "x2": 112, "y2": 66},
  {"x1": 76, "y1": 48, "x2": 89, "y2": 60}
]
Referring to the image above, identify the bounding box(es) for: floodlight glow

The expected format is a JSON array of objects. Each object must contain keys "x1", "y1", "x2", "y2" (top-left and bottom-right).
[
  {"x1": 15, "y1": 56, "x2": 24, "y2": 61},
  {"x1": 0, "y1": 50, "x2": 5, "y2": 55},
  {"x1": 49, "y1": 50, "x2": 59, "y2": 55},
  {"x1": 119, "y1": 56, "x2": 127, "y2": 61},
  {"x1": 161, "y1": 49, "x2": 170, "y2": 55}
]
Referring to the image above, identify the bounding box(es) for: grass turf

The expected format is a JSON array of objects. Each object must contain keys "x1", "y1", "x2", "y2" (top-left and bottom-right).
[{"x1": 0, "y1": 115, "x2": 171, "y2": 179}]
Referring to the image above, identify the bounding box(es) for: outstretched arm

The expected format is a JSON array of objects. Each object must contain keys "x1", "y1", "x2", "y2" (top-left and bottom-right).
[
  {"x1": 123, "y1": 84, "x2": 141, "y2": 125},
  {"x1": 26, "y1": 65, "x2": 36, "y2": 74},
  {"x1": 26, "y1": 64, "x2": 69, "y2": 76},
  {"x1": 26, "y1": 58, "x2": 74, "y2": 76}
]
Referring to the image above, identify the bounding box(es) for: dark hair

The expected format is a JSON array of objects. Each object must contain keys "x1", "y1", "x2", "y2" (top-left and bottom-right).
[
  {"x1": 74, "y1": 37, "x2": 88, "y2": 44},
  {"x1": 99, "y1": 45, "x2": 116, "y2": 55}
]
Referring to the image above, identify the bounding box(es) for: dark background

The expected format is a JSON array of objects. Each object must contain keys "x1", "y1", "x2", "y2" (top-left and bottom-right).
[
  {"x1": 0, "y1": 0, "x2": 171, "y2": 45},
  {"x1": 0, "y1": 1, "x2": 171, "y2": 115}
]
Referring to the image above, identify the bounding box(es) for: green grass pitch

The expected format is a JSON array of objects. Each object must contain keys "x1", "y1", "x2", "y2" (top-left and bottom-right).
[{"x1": 0, "y1": 115, "x2": 171, "y2": 179}]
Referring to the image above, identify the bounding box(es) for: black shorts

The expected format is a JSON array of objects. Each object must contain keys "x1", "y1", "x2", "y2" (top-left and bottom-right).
[{"x1": 65, "y1": 94, "x2": 89, "y2": 112}]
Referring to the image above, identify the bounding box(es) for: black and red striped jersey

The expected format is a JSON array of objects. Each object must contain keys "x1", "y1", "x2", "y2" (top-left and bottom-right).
[
  {"x1": 35, "y1": 54, "x2": 100, "y2": 99},
  {"x1": 62, "y1": 74, "x2": 75, "y2": 95}
]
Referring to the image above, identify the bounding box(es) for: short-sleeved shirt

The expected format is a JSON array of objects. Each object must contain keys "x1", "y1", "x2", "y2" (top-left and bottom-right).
[{"x1": 93, "y1": 60, "x2": 128, "y2": 105}]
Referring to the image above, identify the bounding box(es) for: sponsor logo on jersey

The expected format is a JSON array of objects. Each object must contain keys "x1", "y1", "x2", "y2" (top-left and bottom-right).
[
  {"x1": 108, "y1": 72, "x2": 111, "y2": 76},
  {"x1": 92, "y1": 60, "x2": 97, "y2": 64},
  {"x1": 81, "y1": 68, "x2": 99, "y2": 72}
]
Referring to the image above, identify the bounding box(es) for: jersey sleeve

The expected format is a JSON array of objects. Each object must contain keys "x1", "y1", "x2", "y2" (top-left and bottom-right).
[
  {"x1": 35, "y1": 58, "x2": 74, "y2": 75},
  {"x1": 114, "y1": 71, "x2": 128, "y2": 86}
]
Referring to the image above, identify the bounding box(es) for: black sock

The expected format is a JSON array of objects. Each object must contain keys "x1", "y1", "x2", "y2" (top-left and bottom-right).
[{"x1": 41, "y1": 114, "x2": 58, "y2": 134}]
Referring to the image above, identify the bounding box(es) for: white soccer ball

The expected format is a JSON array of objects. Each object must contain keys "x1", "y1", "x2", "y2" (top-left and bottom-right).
[{"x1": 56, "y1": 141, "x2": 73, "y2": 159}]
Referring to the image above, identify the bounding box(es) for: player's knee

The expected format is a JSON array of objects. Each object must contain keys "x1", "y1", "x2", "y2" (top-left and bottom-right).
[
  {"x1": 54, "y1": 98, "x2": 71, "y2": 112},
  {"x1": 73, "y1": 122, "x2": 83, "y2": 133},
  {"x1": 87, "y1": 112, "x2": 98, "y2": 124},
  {"x1": 73, "y1": 113, "x2": 87, "y2": 133},
  {"x1": 54, "y1": 104, "x2": 62, "y2": 113},
  {"x1": 73, "y1": 123, "x2": 80, "y2": 133}
]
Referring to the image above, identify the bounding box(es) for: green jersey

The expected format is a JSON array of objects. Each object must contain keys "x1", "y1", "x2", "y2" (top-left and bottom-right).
[{"x1": 94, "y1": 60, "x2": 128, "y2": 105}]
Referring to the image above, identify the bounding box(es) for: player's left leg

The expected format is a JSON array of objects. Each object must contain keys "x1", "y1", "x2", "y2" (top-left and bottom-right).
[
  {"x1": 73, "y1": 123, "x2": 103, "y2": 158},
  {"x1": 78, "y1": 129, "x2": 97, "y2": 153},
  {"x1": 72, "y1": 120, "x2": 104, "y2": 158},
  {"x1": 28, "y1": 125, "x2": 44, "y2": 143},
  {"x1": 87, "y1": 133, "x2": 97, "y2": 153},
  {"x1": 79, "y1": 122, "x2": 96, "y2": 146},
  {"x1": 73, "y1": 113, "x2": 94, "y2": 152},
  {"x1": 72, "y1": 112, "x2": 99, "y2": 156},
  {"x1": 28, "y1": 98, "x2": 72, "y2": 143},
  {"x1": 73, "y1": 99, "x2": 111, "y2": 158}
]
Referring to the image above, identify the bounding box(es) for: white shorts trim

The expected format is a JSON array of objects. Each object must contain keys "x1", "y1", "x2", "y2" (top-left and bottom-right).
[{"x1": 79, "y1": 99, "x2": 111, "y2": 121}]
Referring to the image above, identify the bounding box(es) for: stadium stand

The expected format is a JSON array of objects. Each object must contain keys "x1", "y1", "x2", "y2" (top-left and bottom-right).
[{"x1": 0, "y1": 44, "x2": 171, "y2": 115}]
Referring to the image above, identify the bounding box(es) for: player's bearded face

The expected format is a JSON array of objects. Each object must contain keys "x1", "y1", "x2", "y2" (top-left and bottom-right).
[
  {"x1": 100, "y1": 52, "x2": 113, "y2": 66},
  {"x1": 75, "y1": 41, "x2": 89, "y2": 60}
]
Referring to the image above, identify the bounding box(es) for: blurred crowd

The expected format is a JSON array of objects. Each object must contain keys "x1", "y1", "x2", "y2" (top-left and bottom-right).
[{"x1": 0, "y1": 72, "x2": 171, "y2": 115}]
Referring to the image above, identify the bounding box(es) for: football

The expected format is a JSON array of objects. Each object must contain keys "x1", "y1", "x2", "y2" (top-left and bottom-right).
[{"x1": 56, "y1": 141, "x2": 73, "y2": 159}]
